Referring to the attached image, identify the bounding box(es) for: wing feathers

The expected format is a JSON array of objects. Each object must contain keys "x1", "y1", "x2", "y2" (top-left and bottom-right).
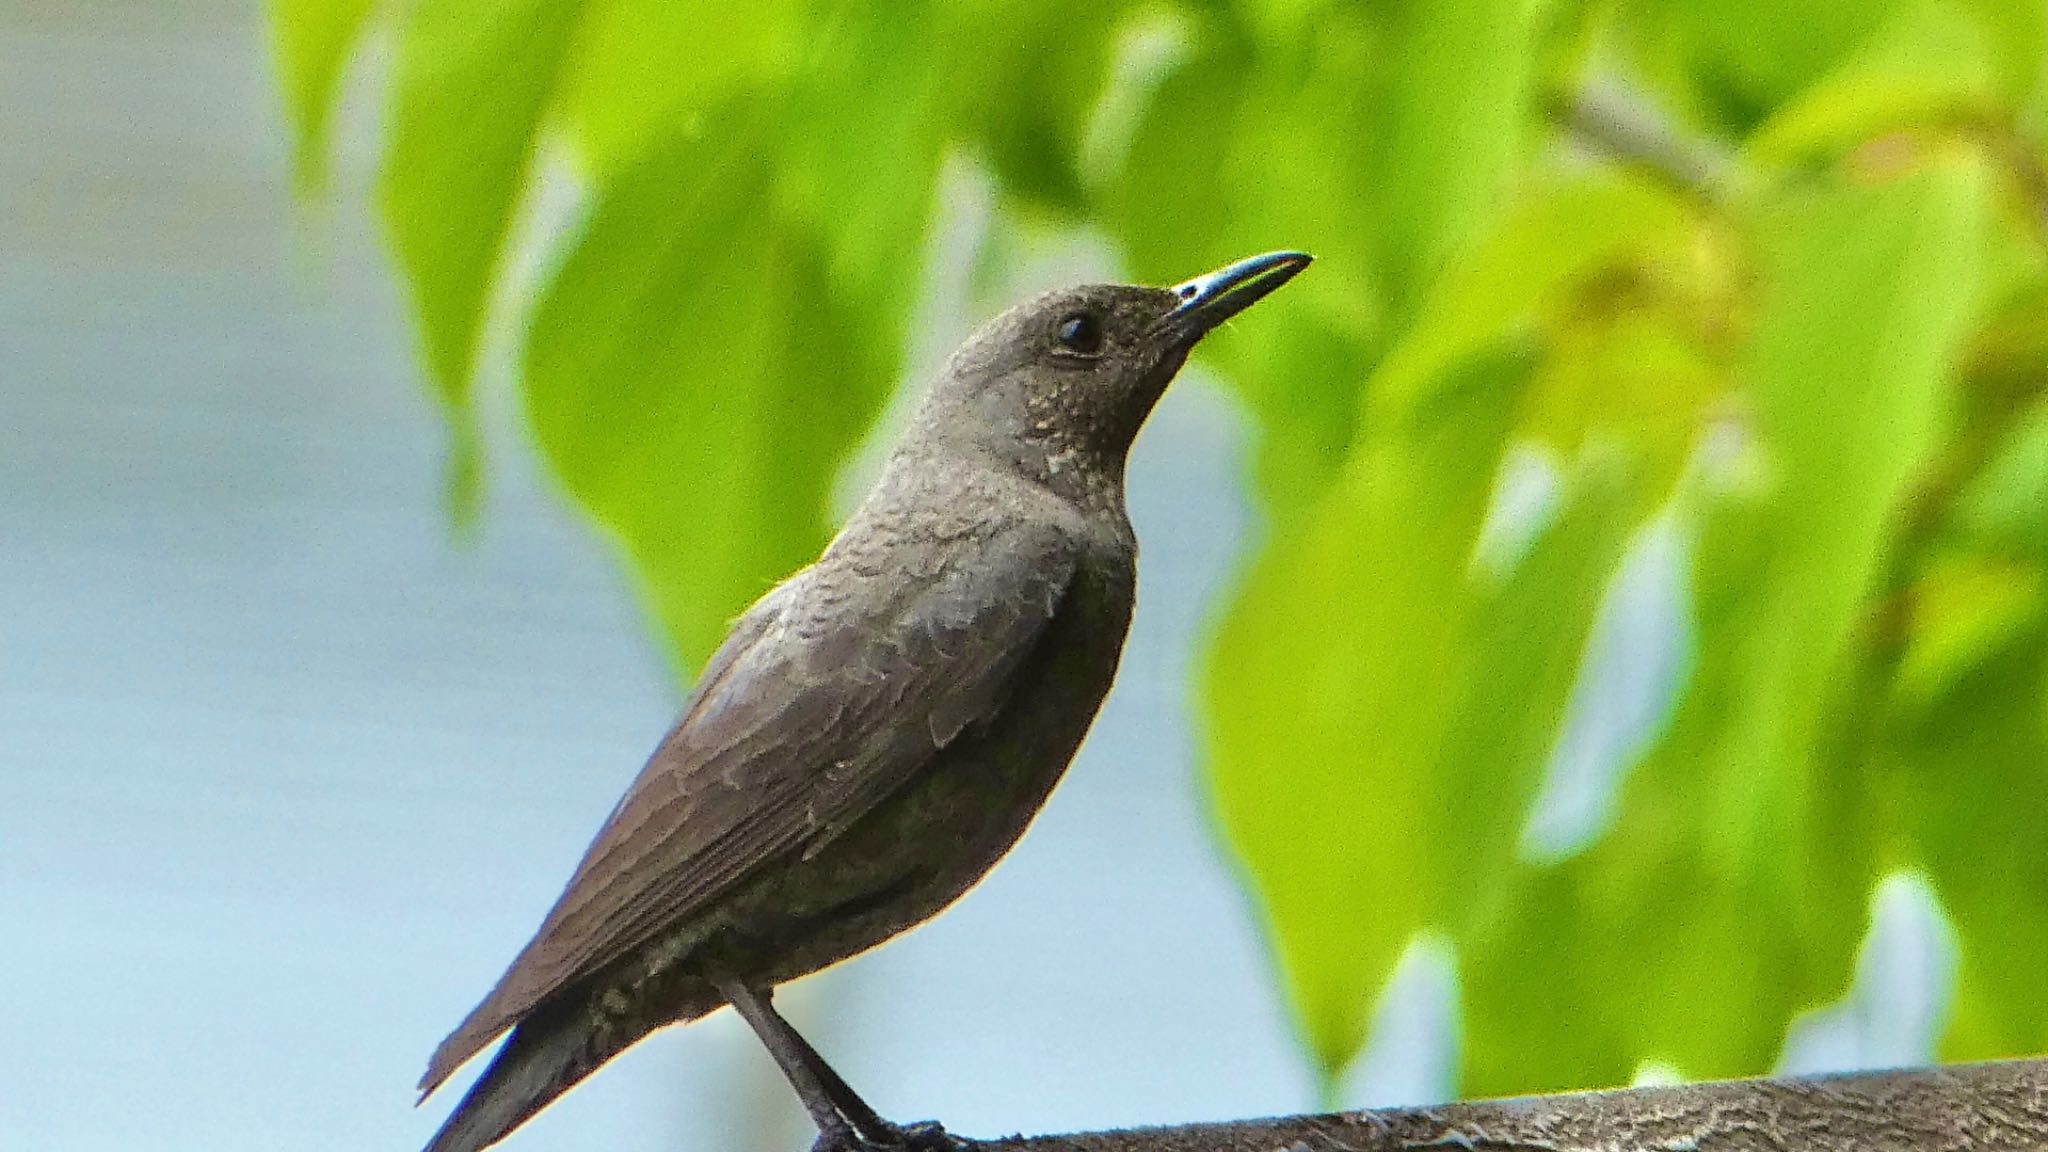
[{"x1": 421, "y1": 520, "x2": 1080, "y2": 1096}]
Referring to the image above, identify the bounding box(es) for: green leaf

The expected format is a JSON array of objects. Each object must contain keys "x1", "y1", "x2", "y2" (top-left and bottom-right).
[
  {"x1": 1367, "y1": 0, "x2": 1548, "y2": 315},
  {"x1": 1958, "y1": 400, "x2": 2048, "y2": 556},
  {"x1": 1703, "y1": 156, "x2": 1986, "y2": 874},
  {"x1": 267, "y1": 0, "x2": 380, "y2": 190},
  {"x1": 1204, "y1": 351, "x2": 1528, "y2": 1076},
  {"x1": 1953, "y1": 282, "x2": 2048, "y2": 556},
  {"x1": 381, "y1": 0, "x2": 586, "y2": 411},
  {"x1": 1177, "y1": 13, "x2": 1389, "y2": 512},
  {"x1": 1372, "y1": 174, "x2": 1694, "y2": 416},
  {"x1": 1746, "y1": 0, "x2": 1999, "y2": 171},
  {"x1": 1893, "y1": 553, "x2": 2043, "y2": 707},
  {"x1": 1463, "y1": 153, "x2": 1993, "y2": 1094},
  {"x1": 522, "y1": 109, "x2": 896, "y2": 671},
  {"x1": 1096, "y1": 7, "x2": 1253, "y2": 286},
  {"x1": 956, "y1": 0, "x2": 1128, "y2": 214},
  {"x1": 777, "y1": 3, "x2": 948, "y2": 323},
  {"x1": 1427, "y1": 455, "x2": 1643, "y2": 920},
  {"x1": 1617, "y1": 0, "x2": 1906, "y2": 132},
  {"x1": 556, "y1": 0, "x2": 800, "y2": 174},
  {"x1": 1904, "y1": 632, "x2": 2048, "y2": 1059},
  {"x1": 1197, "y1": 287, "x2": 1379, "y2": 516},
  {"x1": 1621, "y1": 0, "x2": 2041, "y2": 136},
  {"x1": 1203, "y1": 171, "x2": 1696, "y2": 1078},
  {"x1": 1955, "y1": 0, "x2": 2048, "y2": 99},
  {"x1": 1105, "y1": 0, "x2": 1554, "y2": 517}
]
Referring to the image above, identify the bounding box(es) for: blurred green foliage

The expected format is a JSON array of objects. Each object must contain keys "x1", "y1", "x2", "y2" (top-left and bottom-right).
[{"x1": 273, "y1": 0, "x2": 2048, "y2": 1099}]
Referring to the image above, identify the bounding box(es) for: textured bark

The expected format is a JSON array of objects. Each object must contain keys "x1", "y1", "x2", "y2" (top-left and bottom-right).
[{"x1": 976, "y1": 1059, "x2": 2048, "y2": 1152}]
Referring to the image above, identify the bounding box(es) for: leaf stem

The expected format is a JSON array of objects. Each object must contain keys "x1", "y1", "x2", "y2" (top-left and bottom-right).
[{"x1": 1553, "y1": 78, "x2": 1736, "y2": 203}]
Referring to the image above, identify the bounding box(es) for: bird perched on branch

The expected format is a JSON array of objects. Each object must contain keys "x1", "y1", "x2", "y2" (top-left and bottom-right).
[{"x1": 417, "y1": 250, "x2": 1312, "y2": 1152}]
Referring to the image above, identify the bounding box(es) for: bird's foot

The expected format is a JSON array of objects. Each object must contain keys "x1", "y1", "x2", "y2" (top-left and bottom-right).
[
  {"x1": 889, "y1": 1120, "x2": 968, "y2": 1152},
  {"x1": 809, "y1": 1118, "x2": 967, "y2": 1152},
  {"x1": 810, "y1": 1119, "x2": 967, "y2": 1152}
]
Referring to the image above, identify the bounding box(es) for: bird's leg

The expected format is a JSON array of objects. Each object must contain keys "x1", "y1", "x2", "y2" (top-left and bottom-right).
[
  {"x1": 714, "y1": 976, "x2": 913, "y2": 1150},
  {"x1": 744, "y1": 996, "x2": 967, "y2": 1152}
]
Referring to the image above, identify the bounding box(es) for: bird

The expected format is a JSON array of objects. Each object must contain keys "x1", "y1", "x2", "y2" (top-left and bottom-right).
[{"x1": 417, "y1": 250, "x2": 1312, "y2": 1152}]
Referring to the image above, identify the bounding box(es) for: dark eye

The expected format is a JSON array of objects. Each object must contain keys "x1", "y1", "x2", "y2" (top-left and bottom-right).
[{"x1": 1055, "y1": 312, "x2": 1103, "y2": 355}]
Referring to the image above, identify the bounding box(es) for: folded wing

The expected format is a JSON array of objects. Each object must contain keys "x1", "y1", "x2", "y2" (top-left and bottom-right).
[{"x1": 421, "y1": 521, "x2": 1080, "y2": 1094}]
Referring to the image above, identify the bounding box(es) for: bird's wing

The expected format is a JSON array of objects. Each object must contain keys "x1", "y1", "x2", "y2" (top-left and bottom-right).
[{"x1": 422, "y1": 520, "x2": 1081, "y2": 1094}]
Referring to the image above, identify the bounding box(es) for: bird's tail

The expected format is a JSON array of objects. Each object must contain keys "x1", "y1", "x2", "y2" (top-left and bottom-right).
[{"x1": 420, "y1": 1007, "x2": 623, "y2": 1152}]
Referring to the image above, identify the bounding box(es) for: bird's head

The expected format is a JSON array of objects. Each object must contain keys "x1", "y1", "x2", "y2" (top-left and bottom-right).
[{"x1": 914, "y1": 251, "x2": 1312, "y2": 503}]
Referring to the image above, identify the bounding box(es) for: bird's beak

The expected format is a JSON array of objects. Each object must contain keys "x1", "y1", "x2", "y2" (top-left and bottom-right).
[{"x1": 1160, "y1": 250, "x2": 1313, "y2": 341}]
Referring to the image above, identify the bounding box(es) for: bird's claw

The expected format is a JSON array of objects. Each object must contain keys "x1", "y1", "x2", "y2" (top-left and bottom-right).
[
  {"x1": 890, "y1": 1120, "x2": 968, "y2": 1152},
  {"x1": 810, "y1": 1119, "x2": 966, "y2": 1152}
]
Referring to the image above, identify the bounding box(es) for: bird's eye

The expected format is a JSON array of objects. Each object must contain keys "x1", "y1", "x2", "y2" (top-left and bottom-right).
[{"x1": 1055, "y1": 312, "x2": 1103, "y2": 356}]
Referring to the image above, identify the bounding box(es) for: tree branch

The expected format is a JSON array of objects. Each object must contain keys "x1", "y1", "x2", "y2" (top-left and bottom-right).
[
  {"x1": 1555, "y1": 77, "x2": 1737, "y2": 203},
  {"x1": 974, "y1": 1059, "x2": 2048, "y2": 1152}
]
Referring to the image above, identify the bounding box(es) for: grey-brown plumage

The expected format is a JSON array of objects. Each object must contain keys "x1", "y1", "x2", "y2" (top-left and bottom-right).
[{"x1": 418, "y1": 251, "x2": 1311, "y2": 1152}]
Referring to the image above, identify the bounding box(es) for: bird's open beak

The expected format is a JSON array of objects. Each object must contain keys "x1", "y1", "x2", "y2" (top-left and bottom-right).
[{"x1": 1160, "y1": 250, "x2": 1313, "y2": 341}]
